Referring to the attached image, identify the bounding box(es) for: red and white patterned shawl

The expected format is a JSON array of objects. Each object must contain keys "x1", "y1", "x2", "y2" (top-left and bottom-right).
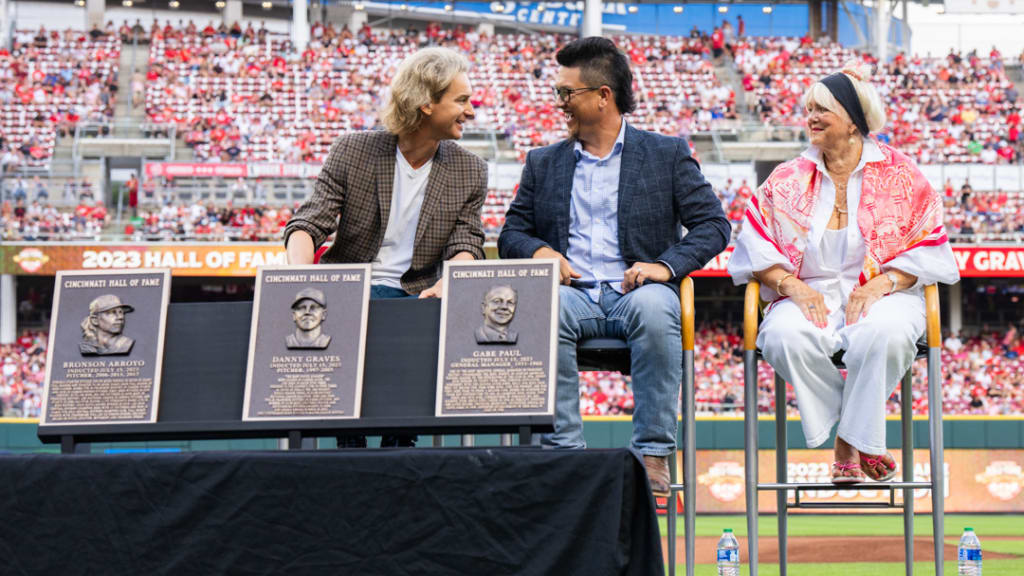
[{"x1": 744, "y1": 141, "x2": 948, "y2": 285}]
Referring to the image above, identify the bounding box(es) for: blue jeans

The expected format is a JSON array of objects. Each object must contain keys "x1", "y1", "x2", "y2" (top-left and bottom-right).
[
  {"x1": 370, "y1": 285, "x2": 414, "y2": 299},
  {"x1": 550, "y1": 283, "x2": 682, "y2": 456}
]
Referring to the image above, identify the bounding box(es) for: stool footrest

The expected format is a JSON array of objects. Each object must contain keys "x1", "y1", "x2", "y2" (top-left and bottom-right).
[
  {"x1": 757, "y1": 481, "x2": 932, "y2": 491},
  {"x1": 789, "y1": 501, "x2": 905, "y2": 510}
]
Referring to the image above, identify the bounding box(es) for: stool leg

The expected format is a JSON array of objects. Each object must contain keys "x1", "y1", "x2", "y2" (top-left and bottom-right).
[
  {"x1": 928, "y1": 347, "x2": 944, "y2": 576},
  {"x1": 901, "y1": 369, "x2": 914, "y2": 576},
  {"x1": 667, "y1": 449, "x2": 677, "y2": 576},
  {"x1": 743, "y1": 350, "x2": 759, "y2": 576},
  {"x1": 683, "y1": 348, "x2": 696, "y2": 576},
  {"x1": 775, "y1": 373, "x2": 788, "y2": 576}
]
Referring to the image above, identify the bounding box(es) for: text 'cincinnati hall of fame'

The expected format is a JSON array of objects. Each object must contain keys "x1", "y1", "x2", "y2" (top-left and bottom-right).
[{"x1": 435, "y1": 259, "x2": 559, "y2": 418}]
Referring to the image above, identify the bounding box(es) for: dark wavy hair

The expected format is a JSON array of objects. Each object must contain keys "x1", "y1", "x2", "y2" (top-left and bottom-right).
[{"x1": 555, "y1": 37, "x2": 636, "y2": 115}]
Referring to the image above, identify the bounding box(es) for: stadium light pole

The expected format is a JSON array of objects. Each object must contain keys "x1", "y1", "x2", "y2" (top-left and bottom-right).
[
  {"x1": 0, "y1": 274, "x2": 14, "y2": 344},
  {"x1": 581, "y1": 0, "x2": 601, "y2": 37},
  {"x1": 85, "y1": 0, "x2": 104, "y2": 29},
  {"x1": 0, "y1": 0, "x2": 7, "y2": 49},
  {"x1": 875, "y1": 0, "x2": 890, "y2": 61},
  {"x1": 293, "y1": 0, "x2": 310, "y2": 50}
]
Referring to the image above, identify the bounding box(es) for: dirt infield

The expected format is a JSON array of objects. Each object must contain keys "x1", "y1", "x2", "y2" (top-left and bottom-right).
[{"x1": 666, "y1": 536, "x2": 1024, "y2": 564}]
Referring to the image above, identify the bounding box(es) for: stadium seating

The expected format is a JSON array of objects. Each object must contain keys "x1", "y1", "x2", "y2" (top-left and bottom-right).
[
  {"x1": 735, "y1": 36, "x2": 1021, "y2": 164},
  {"x1": 0, "y1": 330, "x2": 46, "y2": 418},
  {"x1": 142, "y1": 24, "x2": 736, "y2": 163},
  {"x1": 0, "y1": 27, "x2": 120, "y2": 169}
]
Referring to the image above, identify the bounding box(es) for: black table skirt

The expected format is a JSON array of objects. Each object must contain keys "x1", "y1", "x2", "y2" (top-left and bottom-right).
[{"x1": 0, "y1": 448, "x2": 664, "y2": 576}]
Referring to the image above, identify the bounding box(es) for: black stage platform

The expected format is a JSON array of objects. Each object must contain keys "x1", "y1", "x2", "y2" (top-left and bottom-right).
[{"x1": 0, "y1": 448, "x2": 664, "y2": 576}]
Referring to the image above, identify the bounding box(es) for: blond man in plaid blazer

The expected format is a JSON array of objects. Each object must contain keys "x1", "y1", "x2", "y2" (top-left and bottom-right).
[
  {"x1": 285, "y1": 47, "x2": 486, "y2": 448},
  {"x1": 285, "y1": 47, "x2": 487, "y2": 298}
]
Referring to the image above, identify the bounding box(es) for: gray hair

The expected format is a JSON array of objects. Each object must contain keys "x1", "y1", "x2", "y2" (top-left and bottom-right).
[{"x1": 380, "y1": 47, "x2": 470, "y2": 136}]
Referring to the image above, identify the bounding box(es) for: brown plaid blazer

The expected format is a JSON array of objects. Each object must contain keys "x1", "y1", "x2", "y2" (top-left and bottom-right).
[{"x1": 284, "y1": 130, "x2": 487, "y2": 294}]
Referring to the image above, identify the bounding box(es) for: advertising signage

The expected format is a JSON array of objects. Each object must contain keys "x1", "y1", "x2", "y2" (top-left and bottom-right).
[{"x1": 2, "y1": 243, "x2": 1024, "y2": 278}]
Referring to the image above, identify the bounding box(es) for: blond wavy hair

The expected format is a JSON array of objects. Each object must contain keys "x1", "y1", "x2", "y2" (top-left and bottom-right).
[
  {"x1": 802, "y1": 59, "x2": 887, "y2": 134},
  {"x1": 380, "y1": 48, "x2": 469, "y2": 136}
]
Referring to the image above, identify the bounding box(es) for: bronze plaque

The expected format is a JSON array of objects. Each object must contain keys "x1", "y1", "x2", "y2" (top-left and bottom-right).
[
  {"x1": 40, "y1": 269, "x2": 171, "y2": 425},
  {"x1": 243, "y1": 265, "x2": 371, "y2": 421},
  {"x1": 435, "y1": 259, "x2": 559, "y2": 417}
]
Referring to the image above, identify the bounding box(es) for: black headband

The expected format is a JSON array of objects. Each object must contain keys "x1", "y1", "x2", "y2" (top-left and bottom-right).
[{"x1": 820, "y1": 73, "x2": 870, "y2": 136}]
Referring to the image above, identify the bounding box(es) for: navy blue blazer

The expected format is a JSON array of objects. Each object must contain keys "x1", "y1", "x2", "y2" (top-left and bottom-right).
[{"x1": 498, "y1": 124, "x2": 730, "y2": 284}]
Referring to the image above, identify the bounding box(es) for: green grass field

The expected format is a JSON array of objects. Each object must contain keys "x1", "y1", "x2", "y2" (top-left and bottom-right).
[
  {"x1": 683, "y1": 561, "x2": 1022, "y2": 575},
  {"x1": 662, "y1": 514, "x2": 1024, "y2": 575}
]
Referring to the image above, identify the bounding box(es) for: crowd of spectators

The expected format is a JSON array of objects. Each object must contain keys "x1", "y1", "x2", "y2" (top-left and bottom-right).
[
  {"x1": 141, "y1": 20, "x2": 737, "y2": 163},
  {"x1": 879, "y1": 49, "x2": 1022, "y2": 165},
  {"x1": 943, "y1": 180, "x2": 1024, "y2": 241},
  {"x1": 125, "y1": 199, "x2": 294, "y2": 241},
  {"x1": 0, "y1": 26, "x2": 120, "y2": 170},
  {"x1": 1, "y1": 195, "x2": 109, "y2": 241},
  {"x1": 933, "y1": 326, "x2": 1024, "y2": 415},
  {"x1": 0, "y1": 21, "x2": 1019, "y2": 171},
  {"x1": 733, "y1": 36, "x2": 1023, "y2": 164},
  {"x1": 734, "y1": 34, "x2": 856, "y2": 128},
  {"x1": 137, "y1": 21, "x2": 1024, "y2": 168},
  {"x1": 0, "y1": 330, "x2": 46, "y2": 418},
  {"x1": 578, "y1": 323, "x2": 1024, "y2": 417}
]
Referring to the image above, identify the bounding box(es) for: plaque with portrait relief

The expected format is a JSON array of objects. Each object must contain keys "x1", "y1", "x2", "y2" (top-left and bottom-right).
[
  {"x1": 243, "y1": 265, "x2": 371, "y2": 421},
  {"x1": 435, "y1": 259, "x2": 559, "y2": 417},
  {"x1": 40, "y1": 269, "x2": 172, "y2": 426}
]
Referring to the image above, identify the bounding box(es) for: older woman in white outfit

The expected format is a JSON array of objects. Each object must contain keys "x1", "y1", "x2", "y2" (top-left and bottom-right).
[{"x1": 728, "y1": 61, "x2": 960, "y2": 483}]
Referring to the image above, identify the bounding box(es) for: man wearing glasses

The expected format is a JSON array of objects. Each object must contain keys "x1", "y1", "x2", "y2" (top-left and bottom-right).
[{"x1": 498, "y1": 37, "x2": 729, "y2": 496}]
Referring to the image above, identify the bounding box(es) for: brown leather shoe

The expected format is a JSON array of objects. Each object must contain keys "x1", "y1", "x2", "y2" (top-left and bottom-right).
[{"x1": 642, "y1": 455, "x2": 671, "y2": 497}]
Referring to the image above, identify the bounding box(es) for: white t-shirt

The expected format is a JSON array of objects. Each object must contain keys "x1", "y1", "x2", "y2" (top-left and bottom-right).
[{"x1": 372, "y1": 148, "x2": 432, "y2": 289}]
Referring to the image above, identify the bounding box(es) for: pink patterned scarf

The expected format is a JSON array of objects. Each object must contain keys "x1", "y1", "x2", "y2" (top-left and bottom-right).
[{"x1": 744, "y1": 141, "x2": 947, "y2": 285}]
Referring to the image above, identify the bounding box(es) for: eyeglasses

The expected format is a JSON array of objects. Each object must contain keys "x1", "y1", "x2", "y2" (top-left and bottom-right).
[{"x1": 552, "y1": 86, "x2": 602, "y2": 103}]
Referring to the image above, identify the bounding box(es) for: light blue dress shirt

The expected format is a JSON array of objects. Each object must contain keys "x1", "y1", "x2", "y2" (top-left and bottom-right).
[{"x1": 568, "y1": 120, "x2": 628, "y2": 302}]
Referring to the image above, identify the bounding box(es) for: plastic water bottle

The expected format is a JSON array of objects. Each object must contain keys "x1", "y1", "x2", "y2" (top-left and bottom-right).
[
  {"x1": 716, "y1": 528, "x2": 740, "y2": 576},
  {"x1": 958, "y1": 527, "x2": 982, "y2": 575}
]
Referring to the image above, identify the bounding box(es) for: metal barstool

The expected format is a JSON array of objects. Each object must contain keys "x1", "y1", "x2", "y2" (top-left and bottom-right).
[
  {"x1": 577, "y1": 276, "x2": 696, "y2": 576},
  {"x1": 742, "y1": 281, "x2": 945, "y2": 576}
]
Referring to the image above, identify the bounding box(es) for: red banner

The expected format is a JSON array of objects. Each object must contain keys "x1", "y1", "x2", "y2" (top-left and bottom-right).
[
  {"x1": 690, "y1": 246, "x2": 1024, "y2": 278},
  {"x1": 951, "y1": 246, "x2": 1024, "y2": 277}
]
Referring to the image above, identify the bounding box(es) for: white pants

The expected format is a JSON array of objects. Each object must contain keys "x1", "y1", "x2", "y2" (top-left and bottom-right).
[{"x1": 756, "y1": 292, "x2": 925, "y2": 454}]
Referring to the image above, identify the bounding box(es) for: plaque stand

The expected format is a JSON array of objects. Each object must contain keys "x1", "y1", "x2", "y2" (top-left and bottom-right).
[{"x1": 39, "y1": 300, "x2": 553, "y2": 453}]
